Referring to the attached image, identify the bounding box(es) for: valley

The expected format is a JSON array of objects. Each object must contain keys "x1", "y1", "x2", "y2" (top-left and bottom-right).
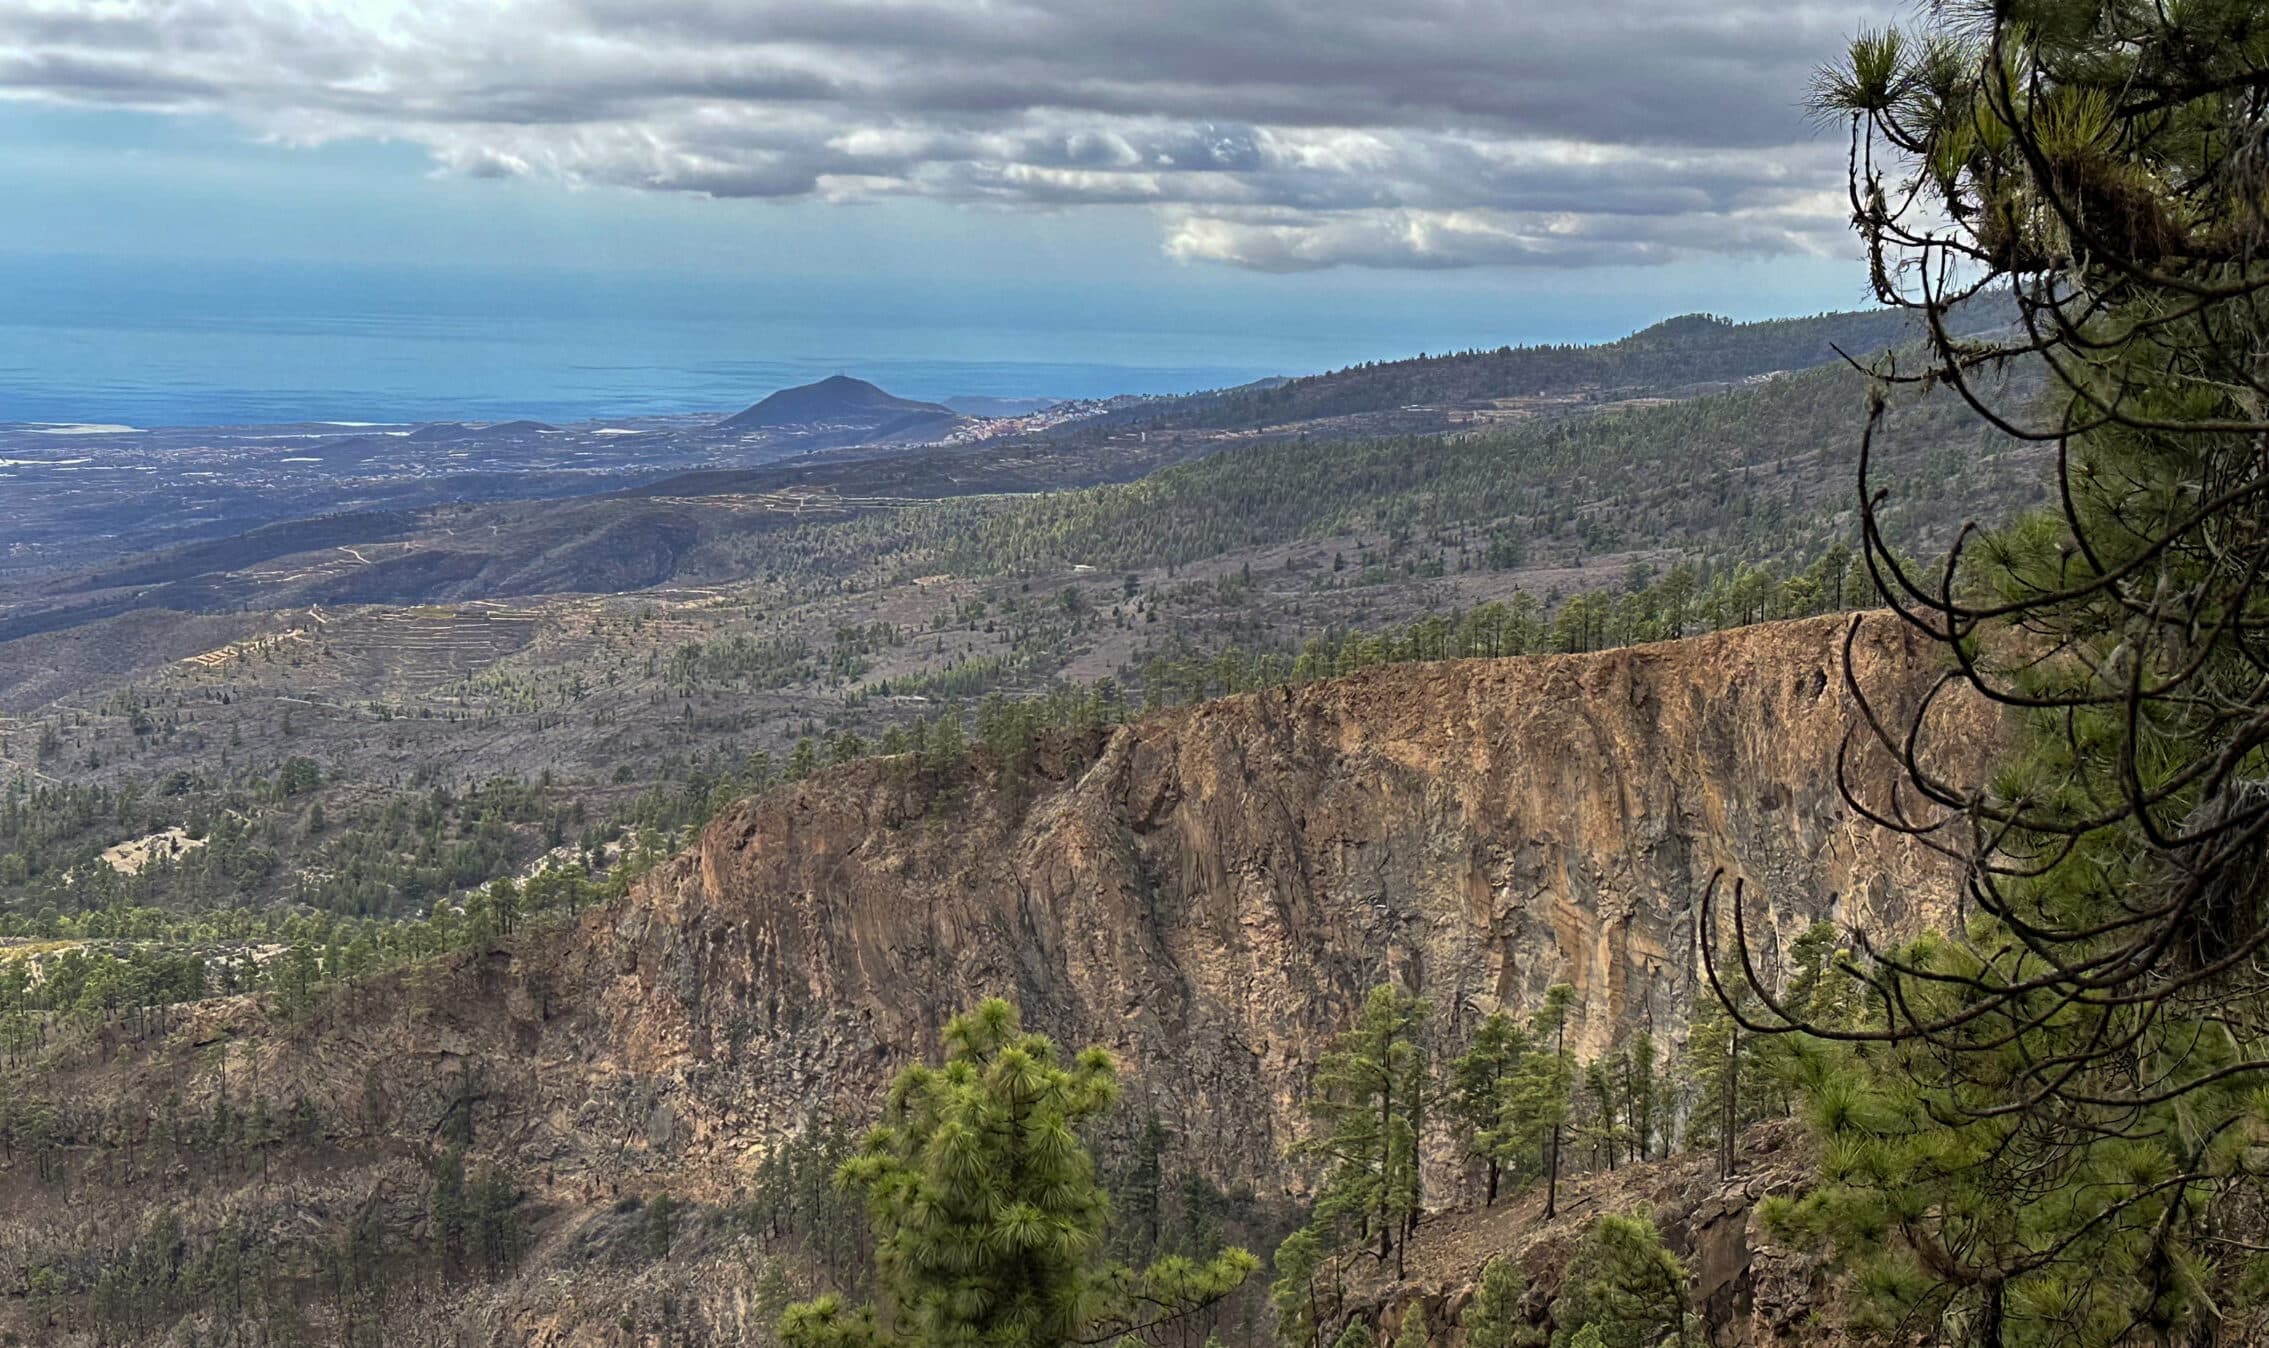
[
  {"x1": 0, "y1": 311, "x2": 2037, "y2": 926},
  {"x1": 0, "y1": 306, "x2": 2046, "y2": 1346}
]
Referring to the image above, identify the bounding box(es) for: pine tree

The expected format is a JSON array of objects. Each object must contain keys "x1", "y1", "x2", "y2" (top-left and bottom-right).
[
  {"x1": 1330, "y1": 1320, "x2": 1375, "y2": 1348},
  {"x1": 754, "y1": 1258, "x2": 796, "y2": 1327},
  {"x1": 779, "y1": 998, "x2": 1255, "y2": 1348},
  {"x1": 467, "y1": 1163, "x2": 524, "y2": 1272},
  {"x1": 429, "y1": 1144, "x2": 469, "y2": 1273},
  {"x1": 1533, "y1": 985, "x2": 1574, "y2": 1215},
  {"x1": 1620, "y1": 1033, "x2": 1660, "y2": 1162},
  {"x1": 922, "y1": 710, "x2": 966, "y2": 775},
  {"x1": 1269, "y1": 1227, "x2": 1328, "y2": 1348},
  {"x1": 1684, "y1": 965, "x2": 1750, "y2": 1181},
  {"x1": 1391, "y1": 1303, "x2": 1427, "y2": 1348},
  {"x1": 1447, "y1": 1011, "x2": 1530, "y2": 1204},
  {"x1": 1297, "y1": 985, "x2": 1430, "y2": 1274},
  {"x1": 1747, "y1": 924, "x2": 1851, "y2": 1116},
  {"x1": 1760, "y1": 942, "x2": 2269, "y2": 1348},
  {"x1": 1573, "y1": 1055, "x2": 1625, "y2": 1173},
  {"x1": 1775, "y1": 922, "x2": 1849, "y2": 1031},
  {"x1": 1461, "y1": 1257, "x2": 1542, "y2": 1348},
  {"x1": 1770, "y1": 0, "x2": 2269, "y2": 1340},
  {"x1": 1398, "y1": 1027, "x2": 1426, "y2": 1251},
  {"x1": 1547, "y1": 1213, "x2": 1694, "y2": 1348},
  {"x1": 1493, "y1": 985, "x2": 1574, "y2": 1217}
]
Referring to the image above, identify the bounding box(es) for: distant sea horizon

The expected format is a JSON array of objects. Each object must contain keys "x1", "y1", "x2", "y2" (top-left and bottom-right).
[{"x1": 0, "y1": 253, "x2": 1519, "y2": 429}]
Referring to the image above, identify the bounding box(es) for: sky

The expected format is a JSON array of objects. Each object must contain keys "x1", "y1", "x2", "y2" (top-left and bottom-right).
[{"x1": 0, "y1": 0, "x2": 1902, "y2": 411}]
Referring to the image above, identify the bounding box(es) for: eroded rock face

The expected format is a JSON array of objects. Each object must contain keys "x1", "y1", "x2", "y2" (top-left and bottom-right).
[{"x1": 587, "y1": 613, "x2": 1989, "y2": 1191}]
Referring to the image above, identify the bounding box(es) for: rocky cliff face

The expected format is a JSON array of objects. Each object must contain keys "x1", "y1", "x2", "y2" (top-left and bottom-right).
[
  {"x1": 590, "y1": 612, "x2": 1985, "y2": 1189},
  {"x1": 0, "y1": 614, "x2": 1993, "y2": 1345}
]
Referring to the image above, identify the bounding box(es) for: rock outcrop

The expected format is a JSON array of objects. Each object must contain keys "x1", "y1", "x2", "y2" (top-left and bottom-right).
[{"x1": 589, "y1": 612, "x2": 1987, "y2": 1189}]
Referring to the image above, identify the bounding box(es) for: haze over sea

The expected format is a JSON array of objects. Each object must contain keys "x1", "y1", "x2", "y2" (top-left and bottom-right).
[
  {"x1": 0, "y1": 254, "x2": 1350, "y2": 428},
  {"x1": 0, "y1": 252, "x2": 1832, "y2": 430}
]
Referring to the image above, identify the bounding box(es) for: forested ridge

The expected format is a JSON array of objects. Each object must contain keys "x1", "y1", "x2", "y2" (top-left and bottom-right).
[
  {"x1": 942, "y1": 356, "x2": 2034, "y2": 577},
  {"x1": 1084, "y1": 309, "x2": 1932, "y2": 432},
  {"x1": 676, "y1": 347, "x2": 2033, "y2": 595}
]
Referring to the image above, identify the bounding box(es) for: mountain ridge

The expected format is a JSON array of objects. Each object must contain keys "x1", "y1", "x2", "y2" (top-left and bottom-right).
[{"x1": 1076, "y1": 308, "x2": 1935, "y2": 434}]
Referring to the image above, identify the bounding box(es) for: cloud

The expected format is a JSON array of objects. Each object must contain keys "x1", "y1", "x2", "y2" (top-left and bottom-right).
[
  {"x1": 1162, "y1": 196, "x2": 1852, "y2": 272},
  {"x1": 0, "y1": 0, "x2": 1886, "y2": 269}
]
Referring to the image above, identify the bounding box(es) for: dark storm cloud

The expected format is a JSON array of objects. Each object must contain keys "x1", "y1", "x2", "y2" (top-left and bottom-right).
[
  {"x1": 568, "y1": 0, "x2": 1849, "y2": 147},
  {"x1": 0, "y1": 0, "x2": 1890, "y2": 269}
]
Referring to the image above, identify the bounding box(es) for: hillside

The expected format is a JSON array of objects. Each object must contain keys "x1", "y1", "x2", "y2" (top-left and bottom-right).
[
  {"x1": 949, "y1": 356, "x2": 2038, "y2": 578},
  {"x1": 0, "y1": 333, "x2": 2041, "y2": 950},
  {"x1": 2, "y1": 346, "x2": 2038, "y2": 644},
  {"x1": 0, "y1": 615, "x2": 1994, "y2": 1346},
  {"x1": 1335, "y1": 1122, "x2": 1828, "y2": 1348}
]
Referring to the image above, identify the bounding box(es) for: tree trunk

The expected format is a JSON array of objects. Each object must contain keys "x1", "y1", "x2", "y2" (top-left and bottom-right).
[
  {"x1": 1545, "y1": 1123, "x2": 1561, "y2": 1220},
  {"x1": 1546, "y1": 1015, "x2": 1566, "y2": 1218},
  {"x1": 1378, "y1": 1056, "x2": 1393, "y2": 1262},
  {"x1": 1720, "y1": 1028, "x2": 1739, "y2": 1180}
]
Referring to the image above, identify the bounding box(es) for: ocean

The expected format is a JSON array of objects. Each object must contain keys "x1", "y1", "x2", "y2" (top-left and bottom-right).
[{"x1": 0, "y1": 255, "x2": 1378, "y2": 428}]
